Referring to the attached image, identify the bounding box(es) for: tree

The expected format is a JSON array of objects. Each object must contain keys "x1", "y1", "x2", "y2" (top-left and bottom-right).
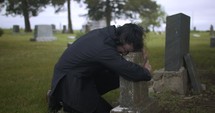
[
  {"x1": 51, "y1": 0, "x2": 74, "y2": 33},
  {"x1": 0, "y1": 0, "x2": 4, "y2": 11},
  {"x1": 124, "y1": 0, "x2": 166, "y2": 32},
  {"x1": 139, "y1": 5, "x2": 166, "y2": 32},
  {"x1": 1, "y1": 0, "x2": 50, "y2": 32},
  {"x1": 81, "y1": 0, "x2": 126, "y2": 26},
  {"x1": 76, "y1": 0, "x2": 163, "y2": 28}
]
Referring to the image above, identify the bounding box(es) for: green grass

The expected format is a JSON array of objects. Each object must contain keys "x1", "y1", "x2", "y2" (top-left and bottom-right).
[
  {"x1": 0, "y1": 30, "x2": 75, "y2": 113},
  {"x1": 0, "y1": 30, "x2": 215, "y2": 113}
]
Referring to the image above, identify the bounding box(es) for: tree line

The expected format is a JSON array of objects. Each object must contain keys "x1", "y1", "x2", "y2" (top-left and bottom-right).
[{"x1": 0, "y1": 0, "x2": 166, "y2": 33}]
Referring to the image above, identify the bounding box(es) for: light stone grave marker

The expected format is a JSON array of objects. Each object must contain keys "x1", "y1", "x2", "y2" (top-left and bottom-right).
[
  {"x1": 30, "y1": 25, "x2": 56, "y2": 42},
  {"x1": 110, "y1": 52, "x2": 158, "y2": 113}
]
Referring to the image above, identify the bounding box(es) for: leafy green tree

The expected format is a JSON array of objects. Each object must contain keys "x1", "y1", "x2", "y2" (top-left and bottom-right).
[
  {"x1": 1, "y1": 0, "x2": 50, "y2": 32},
  {"x1": 76, "y1": 0, "x2": 164, "y2": 28},
  {"x1": 0, "y1": 0, "x2": 4, "y2": 11},
  {"x1": 139, "y1": 5, "x2": 166, "y2": 32},
  {"x1": 124, "y1": 0, "x2": 166, "y2": 32},
  {"x1": 87, "y1": 0, "x2": 124, "y2": 26},
  {"x1": 80, "y1": 0, "x2": 126, "y2": 26},
  {"x1": 51, "y1": 0, "x2": 74, "y2": 33}
]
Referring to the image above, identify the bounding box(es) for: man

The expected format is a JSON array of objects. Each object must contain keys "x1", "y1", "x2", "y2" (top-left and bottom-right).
[{"x1": 48, "y1": 23, "x2": 152, "y2": 113}]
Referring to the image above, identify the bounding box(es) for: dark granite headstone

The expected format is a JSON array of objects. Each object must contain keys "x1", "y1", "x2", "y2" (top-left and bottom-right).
[
  {"x1": 165, "y1": 13, "x2": 190, "y2": 71},
  {"x1": 13, "y1": 25, "x2": 20, "y2": 33},
  {"x1": 184, "y1": 53, "x2": 202, "y2": 94},
  {"x1": 210, "y1": 25, "x2": 215, "y2": 47},
  {"x1": 51, "y1": 24, "x2": 56, "y2": 33},
  {"x1": 62, "y1": 25, "x2": 67, "y2": 33},
  {"x1": 210, "y1": 25, "x2": 214, "y2": 36}
]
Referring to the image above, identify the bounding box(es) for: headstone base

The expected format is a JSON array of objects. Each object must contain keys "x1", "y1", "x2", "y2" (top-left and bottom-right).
[
  {"x1": 30, "y1": 37, "x2": 56, "y2": 42},
  {"x1": 110, "y1": 99, "x2": 159, "y2": 113},
  {"x1": 210, "y1": 37, "x2": 215, "y2": 47},
  {"x1": 150, "y1": 67, "x2": 188, "y2": 95}
]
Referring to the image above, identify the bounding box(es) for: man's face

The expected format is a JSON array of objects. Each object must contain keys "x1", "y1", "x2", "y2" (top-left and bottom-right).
[{"x1": 117, "y1": 43, "x2": 134, "y2": 56}]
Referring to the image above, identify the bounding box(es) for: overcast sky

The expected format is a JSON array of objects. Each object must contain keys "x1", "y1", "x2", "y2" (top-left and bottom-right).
[{"x1": 0, "y1": 0, "x2": 214, "y2": 31}]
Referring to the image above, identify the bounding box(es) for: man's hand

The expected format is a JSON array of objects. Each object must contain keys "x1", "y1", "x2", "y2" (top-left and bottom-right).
[
  {"x1": 142, "y1": 48, "x2": 152, "y2": 72},
  {"x1": 144, "y1": 60, "x2": 152, "y2": 72}
]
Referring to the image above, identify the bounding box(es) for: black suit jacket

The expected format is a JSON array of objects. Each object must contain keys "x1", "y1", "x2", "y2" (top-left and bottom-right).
[{"x1": 50, "y1": 26, "x2": 151, "y2": 113}]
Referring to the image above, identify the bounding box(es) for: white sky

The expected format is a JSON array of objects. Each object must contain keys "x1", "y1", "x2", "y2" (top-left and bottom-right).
[{"x1": 0, "y1": 0, "x2": 214, "y2": 31}]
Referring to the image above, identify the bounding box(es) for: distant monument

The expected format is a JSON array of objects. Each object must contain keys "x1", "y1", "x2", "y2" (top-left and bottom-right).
[
  {"x1": 30, "y1": 25, "x2": 56, "y2": 42},
  {"x1": 210, "y1": 25, "x2": 215, "y2": 47},
  {"x1": 62, "y1": 25, "x2": 67, "y2": 33},
  {"x1": 13, "y1": 25, "x2": 20, "y2": 33},
  {"x1": 51, "y1": 24, "x2": 56, "y2": 33}
]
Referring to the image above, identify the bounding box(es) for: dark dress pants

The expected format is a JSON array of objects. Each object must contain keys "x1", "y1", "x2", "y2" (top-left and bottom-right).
[{"x1": 51, "y1": 70, "x2": 119, "y2": 113}]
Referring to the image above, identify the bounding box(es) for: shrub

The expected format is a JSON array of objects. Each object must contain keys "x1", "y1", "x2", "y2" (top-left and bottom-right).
[{"x1": 0, "y1": 28, "x2": 3, "y2": 37}]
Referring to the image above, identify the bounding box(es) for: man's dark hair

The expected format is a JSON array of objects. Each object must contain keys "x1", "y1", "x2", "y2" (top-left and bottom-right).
[{"x1": 115, "y1": 23, "x2": 145, "y2": 51}]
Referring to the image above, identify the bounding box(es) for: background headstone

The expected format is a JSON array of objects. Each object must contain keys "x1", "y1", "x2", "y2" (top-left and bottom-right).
[
  {"x1": 165, "y1": 13, "x2": 190, "y2": 71},
  {"x1": 51, "y1": 24, "x2": 56, "y2": 33},
  {"x1": 62, "y1": 25, "x2": 67, "y2": 33},
  {"x1": 13, "y1": 25, "x2": 20, "y2": 33},
  {"x1": 210, "y1": 25, "x2": 215, "y2": 47},
  {"x1": 210, "y1": 25, "x2": 214, "y2": 36},
  {"x1": 30, "y1": 25, "x2": 56, "y2": 42}
]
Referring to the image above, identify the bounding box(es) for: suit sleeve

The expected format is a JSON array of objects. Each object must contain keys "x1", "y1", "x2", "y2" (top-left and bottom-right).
[{"x1": 96, "y1": 46, "x2": 151, "y2": 81}]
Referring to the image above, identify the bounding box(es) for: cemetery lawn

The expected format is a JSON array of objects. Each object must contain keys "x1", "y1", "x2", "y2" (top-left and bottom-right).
[{"x1": 0, "y1": 30, "x2": 215, "y2": 113}]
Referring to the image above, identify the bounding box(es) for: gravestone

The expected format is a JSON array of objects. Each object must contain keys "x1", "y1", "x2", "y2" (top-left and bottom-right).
[
  {"x1": 210, "y1": 25, "x2": 214, "y2": 36},
  {"x1": 110, "y1": 52, "x2": 158, "y2": 113},
  {"x1": 184, "y1": 54, "x2": 202, "y2": 94},
  {"x1": 51, "y1": 24, "x2": 56, "y2": 33},
  {"x1": 62, "y1": 25, "x2": 67, "y2": 33},
  {"x1": 210, "y1": 25, "x2": 215, "y2": 47},
  {"x1": 13, "y1": 25, "x2": 20, "y2": 33},
  {"x1": 165, "y1": 13, "x2": 190, "y2": 71},
  {"x1": 193, "y1": 26, "x2": 196, "y2": 32},
  {"x1": 30, "y1": 25, "x2": 56, "y2": 42},
  {"x1": 151, "y1": 13, "x2": 191, "y2": 95}
]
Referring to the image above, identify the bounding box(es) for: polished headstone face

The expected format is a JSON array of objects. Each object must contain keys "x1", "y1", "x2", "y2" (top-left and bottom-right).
[
  {"x1": 31, "y1": 25, "x2": 56, "y2": 41},
  {"x1": 165, "y1": 13, "x2": 190, "y2": 71}
]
